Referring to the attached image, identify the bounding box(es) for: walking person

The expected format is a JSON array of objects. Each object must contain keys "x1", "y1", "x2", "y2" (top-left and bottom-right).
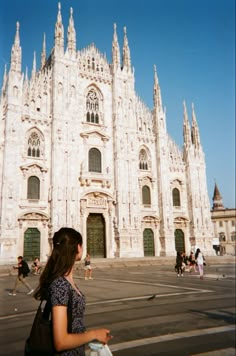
[
  {"x1": 84, "y1": 253, "x2": 93, "y2": 280},
  {"x1": 176, "y1": 251, "x2": 184, "y2": 277},
  {"x1": 188, "y1": 251, "x2": 197, "y2": 272},
  {"x1": 34, "y1": 227, "x2": 112, "y2": 355},
  {"x1": 8, "y1": 256, "x2": 34, "y2": 296},
  {"x1": 195, "y1": 248, "x2": 205, "y2": 279}
]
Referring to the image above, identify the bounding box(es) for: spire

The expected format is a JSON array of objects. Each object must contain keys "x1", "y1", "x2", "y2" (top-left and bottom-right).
[
  {"x1": 10, "y1": 21, "x2": 22, "y2": 73},
  {"x1": 212, "y1": 182, "x2": 224, "y2": 210},
  {"x1": 191, "y1": 103, "x2": 201, "y2": 148},
  {"x1": 31, "y1": 51, "x2": 36, "y2": 79},
  {"x1": 183, "y1": 101, "x2": 191, "y2": 146},
  {"x1": 41, "y1": 33, "x2": 46, "y2": 68},
  {"x1": 1, "y1": 64, "x2": 7, "y2": 95},
  {"x1": 153, "y1": 65, "x2": 162, "y2": 109},
  {"x1": 25, "y1": 67, "x2": 29, "y2": 82},
  {"x1": 23, "y1": 67, "x2": 29, "y2": 94},
  {"x1": 67, "y1": 7, "x2": 76, "y2": 56},
  {"x1": 122, "y1": 26, "x2": 131, "y2": 71},
  {"x1": 112, "y1": 23, "x2": 120, "y2": 71},
  {"x1": 54, "y1": 2, "x2": 64, "y2": 54}
]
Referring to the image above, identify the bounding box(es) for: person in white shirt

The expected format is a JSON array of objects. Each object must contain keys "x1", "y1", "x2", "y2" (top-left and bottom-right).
[{"x1": 195, "y1": 248, "x2": 205, "y2": 280}]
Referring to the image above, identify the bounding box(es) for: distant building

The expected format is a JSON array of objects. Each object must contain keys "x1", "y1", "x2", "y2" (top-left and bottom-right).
[
  {"x1": 211, "y1": 183, "x2": 236, "y2": 255},
  {"x1": 0, "y1": 4, "x2": 214, "y2": 263}
]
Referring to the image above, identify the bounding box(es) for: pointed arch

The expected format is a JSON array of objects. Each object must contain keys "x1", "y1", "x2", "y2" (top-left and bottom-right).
[
  {"x1": 26, "y1": 127, "x2": 45, "y2": 158},
  {"x1": 85, "y1": 85, "x2": 103, "y2": 124},
  {"x1": 139, "y1": 146, "x2": 151, "y2": 170}
]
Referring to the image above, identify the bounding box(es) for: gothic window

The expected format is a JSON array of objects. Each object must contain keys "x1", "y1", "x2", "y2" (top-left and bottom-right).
[
  {"x1": 27, "y1": 176, "x2": 40, "y2": 200},
  {"x1": 139, "y1": 149, "x2": 148, "y2": 170},
  {"x1": 172, "y1": 188, "x2": 181, "y2": 206},
  {"x1": 89, "y1": 148, "x2": 101, "y2": 173},
  {"x1": 142, "y1": 185, "x2": 151, "y2": 205},
  {"x1": 27, "y1": 131, "x2": 41, "y2": 157},
  {"x1": 86, "y1": 88, "x2": 99, "y2": 124}
]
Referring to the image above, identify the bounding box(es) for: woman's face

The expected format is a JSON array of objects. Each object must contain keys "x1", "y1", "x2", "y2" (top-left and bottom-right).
[{"x1": 76, "y1": 243, "x2": 83, "y2": 261}]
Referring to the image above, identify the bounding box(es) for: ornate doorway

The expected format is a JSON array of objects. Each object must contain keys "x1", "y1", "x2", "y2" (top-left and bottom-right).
[
  {"x1": 174, "y1": 229, "x2": 185, "y2": 252},
  {"x1": 24, "y1": 228, "x2": 40, "y2": 261},
  {"x1": 143, "y1": 228, "x2": 155, "y2": 256},
  {"x1": 87, "y1": 214, "x2": 106, "y2": 258}
]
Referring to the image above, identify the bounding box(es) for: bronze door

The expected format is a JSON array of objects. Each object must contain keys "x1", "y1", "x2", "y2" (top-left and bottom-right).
[
  {"x1": 24, "y1": 228, "x2": 40, "y2": 261},
  {"x1": 87, "y1": 214, "x2": 106, "y2": 258},
  {"x1": 143, "y1": 228, "x2": 155, "y2": 256},
  {"x1": 175, "y1": 229, "x2": 185, "y2": 252}
]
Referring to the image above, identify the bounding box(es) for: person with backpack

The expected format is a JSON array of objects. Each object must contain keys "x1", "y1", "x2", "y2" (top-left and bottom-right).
[{"x1": 8, "y1": 256, "x2": 34, "y2": 296}]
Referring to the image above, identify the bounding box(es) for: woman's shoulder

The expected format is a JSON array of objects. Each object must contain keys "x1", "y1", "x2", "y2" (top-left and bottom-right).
[
  {"x1": 49, "y1": 276, "x2": 70, "y2": 292},
  {"x1": 49, "y1": 277, "x2": 71, "y2": 305}
]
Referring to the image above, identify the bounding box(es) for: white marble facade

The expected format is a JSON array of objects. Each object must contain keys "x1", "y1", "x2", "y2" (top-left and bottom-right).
[{"x1": 0, "y1": 4, "x2": 214, "y2": 263}]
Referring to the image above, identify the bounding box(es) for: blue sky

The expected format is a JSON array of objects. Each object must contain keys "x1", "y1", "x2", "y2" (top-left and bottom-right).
[{"x1": 0, "y1": 0, "x2": 235, "y2": 208}]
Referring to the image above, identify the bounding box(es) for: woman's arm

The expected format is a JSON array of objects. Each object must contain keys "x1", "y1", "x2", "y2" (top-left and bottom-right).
[{"x1": 52, "y1": 305, "x2": 112, "y2": 352}]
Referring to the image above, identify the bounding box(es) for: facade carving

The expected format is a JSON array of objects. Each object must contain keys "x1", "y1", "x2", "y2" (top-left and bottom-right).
[{"x1": 0, "y1": 4, "x2": 215, "y2": 263}]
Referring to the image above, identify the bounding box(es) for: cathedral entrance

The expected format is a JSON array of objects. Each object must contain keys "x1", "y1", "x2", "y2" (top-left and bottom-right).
[
  {"x1": 143, "y1": 228, "x2": 155, "y2": 256},
  {"x1": 174, "y1": 229, "x2": 185, "y2": 252},
  {"x1": 87, "y1": 214, "x2": 106, "y2": 258},
  {"x1": 24, "y1": 228, "x2": 40, "y2": 261}
]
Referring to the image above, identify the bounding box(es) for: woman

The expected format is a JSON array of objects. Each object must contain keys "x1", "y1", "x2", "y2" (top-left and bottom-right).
[
  {"x1": 195, "y1": 248, "x2": 205, "y2": 279},
  {"x1": 84, "y1": 253, "x2": 93, "y2": 280},
  {"x1": 34, "y1": 227, "x2": 112, "y2": 355},
  {"x1": 188, "y1": 251, "x2": 197, "y2": 273},
  {"x1": 176, "y1": 251, "x2": 184, "y2": 277}
]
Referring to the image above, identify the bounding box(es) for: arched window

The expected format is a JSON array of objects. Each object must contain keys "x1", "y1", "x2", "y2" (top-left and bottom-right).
[
  {"x1": 89, "y1": 148, "x2": 101, "y2": 173},
  {"x1": 86, "y1": 88, "x2": 99, "y2": 124},
  {"x1": 172, "y1": 188, "x2": 181, "y2": 206},
  {"x1": 142, "y1": 185, "x2": 151, "y2": 205},
  {"x1": 139, "y1": 149, "x2": 148, "y2": 170},
  {"x1": 27, "y1": 131, "x2": 41, "y2": 157},
  {"x1": 27, "y1": 176, "x2": 40, "y2": 200}
]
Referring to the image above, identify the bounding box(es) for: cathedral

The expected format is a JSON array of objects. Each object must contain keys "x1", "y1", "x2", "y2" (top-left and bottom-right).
[{"x1": 0, "y1": 4, "x2": 214, "y2": 263}]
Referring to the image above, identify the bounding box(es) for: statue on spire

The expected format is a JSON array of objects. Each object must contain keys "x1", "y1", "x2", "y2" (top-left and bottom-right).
[
  {"x1": 112, "y1": 23, "x2": 121, "y2": 71},
  {"x1": 54, "y1": 2, "x2": 64, "y2": 54},
  {"x1": 122, "y1": 26, "x2": 131, "y2": 71},
  {"x1": 10, "y1": 21, "x2": 22, "y2": 73},
  {"x1": 67, "y1": 7, "x2": 76, "y2": 56},
  {"x1": 183, "y1": 101, "x2": 191, "y2": 147}
]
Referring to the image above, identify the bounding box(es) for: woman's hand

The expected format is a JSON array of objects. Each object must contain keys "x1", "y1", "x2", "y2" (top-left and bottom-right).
[{"x1": 93, "y1": 329, "x2": 113, "y2": 344}]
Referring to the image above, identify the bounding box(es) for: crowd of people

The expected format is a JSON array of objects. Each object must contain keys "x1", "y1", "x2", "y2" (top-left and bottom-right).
[{"x1": 175, "y1": 249, "x2": 206, "y2": 279}]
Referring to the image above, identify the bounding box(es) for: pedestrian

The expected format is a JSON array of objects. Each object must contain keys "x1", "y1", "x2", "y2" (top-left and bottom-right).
[
  {"x1": 188, "y1": 251, "x2": 197, "y2": 272},
  {"x1": 8, "y1": 256, "x2": 34, "y2": 296},
  {"x1": 34, "y1": 227, "x2": 112, "y2": 355},
  {"x1": 84, "y1": 253, "x2": 93, "y2": 280},
  {"x1": 182, "y1": 252, "x2": 188, "y2": 272},
  {"x1": 195, "y1": 248, "x2": 205, "y2": 279},
  {"x1": 31, "y1": 257, "x2": 42, "y2": 275},
  {"x1": 176, "y1": 251, "x2": 184, "y2": 277}
]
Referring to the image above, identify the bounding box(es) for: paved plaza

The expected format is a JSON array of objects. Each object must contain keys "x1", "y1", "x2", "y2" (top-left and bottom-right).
[{"x1": 0, "y1": 257, "x2": 235, "y2": 355}]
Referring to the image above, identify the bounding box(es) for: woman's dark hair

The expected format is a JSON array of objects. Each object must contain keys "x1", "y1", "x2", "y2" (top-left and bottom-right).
[
  {"x1": 34, "y1": 227, "x2": 83, "y2": 300},
  {"x1": 195, "y1": 248, "x2": 200, "y2": 259}
]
